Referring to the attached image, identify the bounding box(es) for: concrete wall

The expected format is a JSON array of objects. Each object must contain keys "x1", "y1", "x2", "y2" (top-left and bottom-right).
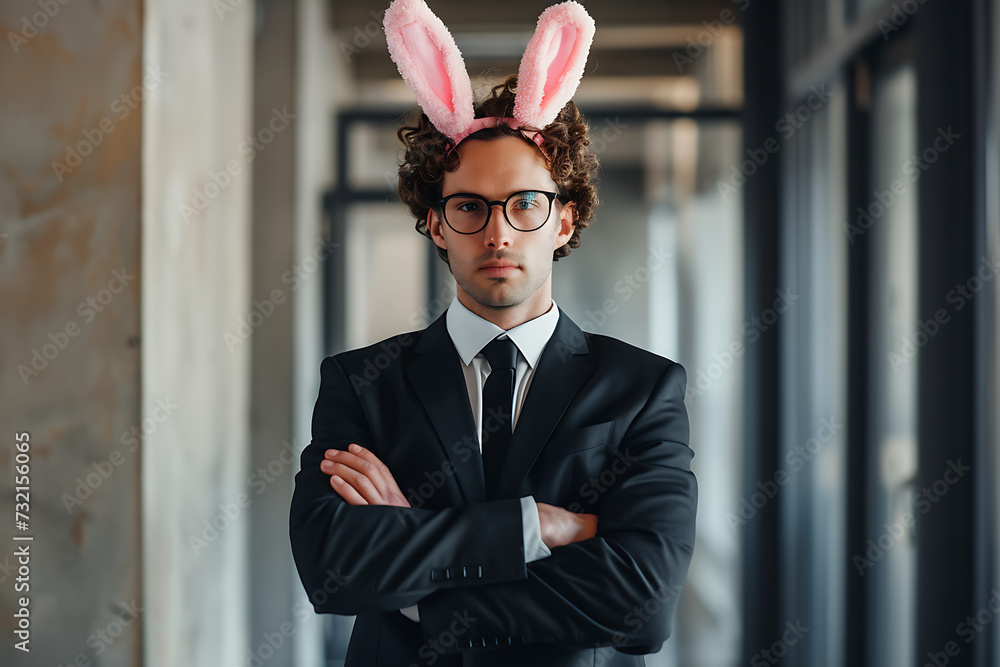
[
  {"x1": 0, "y1": 2, "x2": 143, "y2": 665},
  {"x1": 291, "y1": 0, "x2": 357, "y2": 663},
  {"x1": 141, "y1": 0, "x2": 254, "y2": 665},
  {"x1": 2, "y1": 0, "x2": 350, "y2": 664},
  {"x1": 247, "y1": 2, "x2": 301, "y2": 666}
]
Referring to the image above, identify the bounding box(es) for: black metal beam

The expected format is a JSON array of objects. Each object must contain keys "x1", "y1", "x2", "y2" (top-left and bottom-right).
[
  {"x1": 914, "y1": 0, "x2": 978, "y2": 665},
  {"x1": 740, "y1": 0, "x2": 783, "y2": 662},
  {"x1": 845, "y1": 54, "x2": 871, "y2": 667}
]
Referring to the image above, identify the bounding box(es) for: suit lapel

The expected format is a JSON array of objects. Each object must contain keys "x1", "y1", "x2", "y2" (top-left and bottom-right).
[
  {"x1": 405, "y1": 313, "x2": 486, "y2": 505},
  {"x1": 496, "y1": 306, "x2": 594, "y2": 498},
  {"x1": 404, "y1": 305, "x2": 594, "y2": 505}
]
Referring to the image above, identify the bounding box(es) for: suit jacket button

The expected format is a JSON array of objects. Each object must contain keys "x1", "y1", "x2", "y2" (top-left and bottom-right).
[
  {"x1": 462, "y1": 566, "x2": 468, "y2": 578},
  {"x1": 430, "y1": 569, "x2": 439, "y2": 581},
  {"x1": 477, "y1": 565, "x2": 483, "y2": 578},
  {"x1": 444, "y1": 567, "x2": 451, "y2": 580}
]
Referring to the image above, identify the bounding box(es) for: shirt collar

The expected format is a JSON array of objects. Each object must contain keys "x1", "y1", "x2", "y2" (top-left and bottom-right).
[{"x1": 446, "y1": 295, "x2": 559, "y2": 369}]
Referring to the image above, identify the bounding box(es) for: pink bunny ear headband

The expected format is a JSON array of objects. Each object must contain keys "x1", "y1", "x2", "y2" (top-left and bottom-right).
[{"x1": 383, "y1": 0, "x2": 596, "y2": 150}]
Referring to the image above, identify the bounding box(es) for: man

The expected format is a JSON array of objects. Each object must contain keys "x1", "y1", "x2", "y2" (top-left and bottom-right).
[{"x1": 289, "y1": 2, "x2": 696, "y2": 665}]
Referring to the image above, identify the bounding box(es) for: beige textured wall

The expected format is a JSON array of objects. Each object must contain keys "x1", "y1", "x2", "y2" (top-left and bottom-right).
[{"x1": 0, "y1": 2, "x2": 144, "y2": 665}]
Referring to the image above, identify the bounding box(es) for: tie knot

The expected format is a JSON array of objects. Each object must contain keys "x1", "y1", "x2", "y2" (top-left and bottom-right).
[{"x1": 480, "y1": 336, "x2": 518, "y2": 371}]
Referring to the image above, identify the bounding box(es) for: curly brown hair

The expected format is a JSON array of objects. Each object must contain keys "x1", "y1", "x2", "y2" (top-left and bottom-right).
[{"x1": 395, "y1": 74, "x2": 599, "y2": 266}]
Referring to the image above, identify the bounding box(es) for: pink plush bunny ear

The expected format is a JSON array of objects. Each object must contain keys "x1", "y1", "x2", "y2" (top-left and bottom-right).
[
  {"x1": 383, "y1": 0, "x2": 474, "y2": 144},
  {"x1": 514, "y1": 1, "x2": 595, "y2": 130}
]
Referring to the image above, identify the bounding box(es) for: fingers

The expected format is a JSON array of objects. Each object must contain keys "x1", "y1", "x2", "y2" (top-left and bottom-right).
[
  {"x1": 323, "y1": 457, "x2": 386, "y2": 504},
  {"x1": 329, "y1": 474, "x2": 369, "y2": 505},
  {"x1": 322, "y1": 444, "x2": 408, "y2": 507},
  {"x1": 349, "y1": 444, "x2": 410, "y2": 507},
  {"x1": 319, "y1": 449, "x2": 386, "y2": 505}
]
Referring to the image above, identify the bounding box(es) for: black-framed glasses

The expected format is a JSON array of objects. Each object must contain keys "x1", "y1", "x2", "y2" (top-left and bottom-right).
[{"x1": 437, "y1": 190, "x2": 570, "y2": 235}]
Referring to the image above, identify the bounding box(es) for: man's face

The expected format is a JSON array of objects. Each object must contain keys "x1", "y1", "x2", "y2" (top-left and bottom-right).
[{"x1": 427, "y1": 136, "x2": 576, "y2": 313}]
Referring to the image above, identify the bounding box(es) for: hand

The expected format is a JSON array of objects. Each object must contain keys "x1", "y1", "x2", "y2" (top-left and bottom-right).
[
  {"x1": 536, "y1": 502, "x2": 598, "y2": 550},
  {"x1": 320, "y1": 444, "x2": 410, "y2": 508}
]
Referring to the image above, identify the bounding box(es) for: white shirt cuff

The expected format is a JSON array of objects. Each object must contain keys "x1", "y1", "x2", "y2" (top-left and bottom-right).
[
  {"x1": 520, "y1": 495, "x2": 552, "y2": 563},
  {"x1": 400, "y1": 603, "x2": 420, "y2": 622}
]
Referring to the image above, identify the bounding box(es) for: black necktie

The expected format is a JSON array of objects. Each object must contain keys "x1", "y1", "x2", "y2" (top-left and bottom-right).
[{"x1": 480, "y1": 336, "x2": 517, "y2": 500}]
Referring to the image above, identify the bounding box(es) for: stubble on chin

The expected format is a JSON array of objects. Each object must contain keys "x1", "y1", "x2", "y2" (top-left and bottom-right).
[{"x1": 457, "y1": 269, "x2": 523, "y2": 310}]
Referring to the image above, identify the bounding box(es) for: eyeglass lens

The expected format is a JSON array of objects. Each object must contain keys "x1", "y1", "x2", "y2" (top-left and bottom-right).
[{"x1": 443, "y1": 191, "x2": 552, "y2": 233}]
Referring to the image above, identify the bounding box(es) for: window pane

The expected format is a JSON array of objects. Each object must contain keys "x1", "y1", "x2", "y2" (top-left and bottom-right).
[
  {"x1": 991, "y1": 0, "x2": 1000, "y2": 657},
  {"x1": 344, "y1": 202, "x2": 429, "y2": 347},
  {"x1": 866, "y1": 62, "x2": 918, "y2": 667},
  {"x1": 779, "y1": 76, "x2": 848, "y2": 667},
  {"x1": 346, "y1": 120, "x2": 406, "y2": 191}
]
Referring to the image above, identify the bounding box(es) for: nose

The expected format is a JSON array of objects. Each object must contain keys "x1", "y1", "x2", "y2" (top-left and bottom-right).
[{"x1": 482, "y1": 203, "x2": 514, "y2": 248}]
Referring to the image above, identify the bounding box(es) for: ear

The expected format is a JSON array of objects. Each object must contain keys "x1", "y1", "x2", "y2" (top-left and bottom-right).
[
  {"x1": 555, "y1": 199, "x2": 576, "y2": 247},
  {"x1": 383, "y1": 0, "x2": 474, "y2": 144},
  {"x1": 426, "y1": 209, "x2": 448, "y2": 250},
  {"x1": 513, "y1": 1, "x2": 595, "y2": 130}
]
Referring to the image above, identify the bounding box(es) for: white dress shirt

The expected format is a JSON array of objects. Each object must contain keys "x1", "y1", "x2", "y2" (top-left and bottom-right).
[{"x1": 399, "y1": 295, "x2": 557, "y2": 622}]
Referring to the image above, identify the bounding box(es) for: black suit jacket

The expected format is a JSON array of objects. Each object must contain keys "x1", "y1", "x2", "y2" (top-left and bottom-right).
[{"x1": 289, "y1": 305, "x2": 697, "y2": 666}]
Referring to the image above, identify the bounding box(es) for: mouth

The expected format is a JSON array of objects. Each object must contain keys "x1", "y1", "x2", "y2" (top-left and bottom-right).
[{"x1": 480, "y1": 262, "x2": 519, "y2": 277}]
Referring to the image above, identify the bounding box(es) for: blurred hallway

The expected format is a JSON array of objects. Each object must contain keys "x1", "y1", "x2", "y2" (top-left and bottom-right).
[{"x1": 0, "y1": 1, "x2": 998, "y2": 666}]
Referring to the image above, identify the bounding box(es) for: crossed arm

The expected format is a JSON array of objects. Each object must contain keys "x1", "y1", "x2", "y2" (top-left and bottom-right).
[
  {"x1": 289, "y1": 355, "x2": 696, "y2": 652},
  {"x1": 320, "y1": 444, "x2": 598, "y2": 550}
]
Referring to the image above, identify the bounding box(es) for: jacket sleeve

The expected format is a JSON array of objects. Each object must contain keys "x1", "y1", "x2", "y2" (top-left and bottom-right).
[
  {"x1": 397, "y1": 496, "x2": 552, "y2": 622},
  {"x1": 415, "y1": 362, "x2": 697, "y2": 653},
  {"x1": 289, "y1": 355, "x2": 530, "y2": 615}
]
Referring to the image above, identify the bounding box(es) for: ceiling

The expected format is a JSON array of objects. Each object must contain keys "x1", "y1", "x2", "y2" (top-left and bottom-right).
[{"x1": 329, "y1": 0, "x2": 744, "y2": 107}]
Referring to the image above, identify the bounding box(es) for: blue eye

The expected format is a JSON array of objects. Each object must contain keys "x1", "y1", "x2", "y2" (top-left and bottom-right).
[
  {"x1": 456, "y1": 201, "x2": 483, "y2": 213},
  {"x1": 514, "y1": 192, "x2": 539, "y2": 209}
]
